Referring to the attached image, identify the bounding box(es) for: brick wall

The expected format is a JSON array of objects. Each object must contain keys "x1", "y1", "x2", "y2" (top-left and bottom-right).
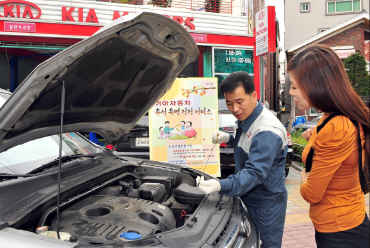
[{"x1": 320, "y1": 23, "x2": 366, "y2": 57}]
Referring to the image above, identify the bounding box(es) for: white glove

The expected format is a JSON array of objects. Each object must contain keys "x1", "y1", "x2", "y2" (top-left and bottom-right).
[
  {"x1": 198, "y1": 179, "x2": 221, "y2": 194},
  {"x1": 212, "y1": 131, "x2": 230, "y2": 144},
  {"x1": 196, "y1": 176, "x2": 205, "y2": 186}
]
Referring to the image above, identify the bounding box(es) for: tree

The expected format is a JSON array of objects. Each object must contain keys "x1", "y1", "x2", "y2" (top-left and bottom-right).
[{"x1": 343, "y1": 53, "x2": 370, "y2": 103}]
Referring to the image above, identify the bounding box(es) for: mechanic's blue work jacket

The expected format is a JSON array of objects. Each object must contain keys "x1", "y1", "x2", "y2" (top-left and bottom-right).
[{"x1": 220, "y1": 102, "x2": 288, "y2": 247}]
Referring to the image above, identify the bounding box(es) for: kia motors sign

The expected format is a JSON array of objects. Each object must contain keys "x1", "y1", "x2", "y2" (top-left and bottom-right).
[
  {"x1": 0, "y1": 0, "x2": 253, "y2": 47},
  {"x1": 0, "y1": 0, "x2": 41, "y2": 19}
]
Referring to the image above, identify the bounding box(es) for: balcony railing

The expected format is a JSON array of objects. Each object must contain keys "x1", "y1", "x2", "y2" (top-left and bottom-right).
[{"x1": 96, "y1": 0, "x2": 234, "y2": 15}]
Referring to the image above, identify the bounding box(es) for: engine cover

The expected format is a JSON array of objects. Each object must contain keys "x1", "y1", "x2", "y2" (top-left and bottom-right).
[{"x1": 51, "y1": 195, "x2": 176, "y2": 241}]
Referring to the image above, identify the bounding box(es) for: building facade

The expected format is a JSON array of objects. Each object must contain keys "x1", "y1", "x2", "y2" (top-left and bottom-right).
[
  {"x1": 285, "y1": 1, "x2": 370, "y2": 120},
  {"x1": 0, "y1": 0, "x2": 257, "y2": 95},
  {"x1": 285, "y1": 0, "x2": 369, "y2": 50}
]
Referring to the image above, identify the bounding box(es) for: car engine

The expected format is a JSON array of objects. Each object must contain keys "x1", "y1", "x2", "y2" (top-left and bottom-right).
[
  {"x1": 42, "y1": 172, "x2": 204, "y2": 242},
  {"x1": 50, "y1": 195, "x2": 176, "y2": 240}
]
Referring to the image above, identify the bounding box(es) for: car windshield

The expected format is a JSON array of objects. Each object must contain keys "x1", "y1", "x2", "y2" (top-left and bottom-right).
[{"x1": 0, "y1": 132, "x2": 101, "y2": 175}]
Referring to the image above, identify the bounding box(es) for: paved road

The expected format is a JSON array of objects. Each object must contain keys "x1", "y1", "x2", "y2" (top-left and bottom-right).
[{"x1": 282, "y1": 165, "x2": 370, "y2": 248}]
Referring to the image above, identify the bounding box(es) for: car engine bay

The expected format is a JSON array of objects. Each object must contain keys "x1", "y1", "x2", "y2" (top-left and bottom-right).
[{"x1": 35, "y1": 165, "x2": 206, "y2": 243}]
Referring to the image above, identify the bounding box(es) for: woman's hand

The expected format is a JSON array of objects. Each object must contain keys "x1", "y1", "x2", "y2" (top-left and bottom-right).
[{"x1": 302, "y1": 128, "x2": 313, "y2": 141}]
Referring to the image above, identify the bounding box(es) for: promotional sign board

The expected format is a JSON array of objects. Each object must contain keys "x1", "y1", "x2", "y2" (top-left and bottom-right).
[
  {"x1": 149, "y1": 78, "x2": 220, "y2": 177},
  {"x1": 255, "y1": 8, "x2": 268, "y2": 56}
]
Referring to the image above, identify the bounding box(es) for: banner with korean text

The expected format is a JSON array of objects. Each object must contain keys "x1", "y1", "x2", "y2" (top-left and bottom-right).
[{"x1": 149, "y1": 78, "x2": 220, "y2": 177}]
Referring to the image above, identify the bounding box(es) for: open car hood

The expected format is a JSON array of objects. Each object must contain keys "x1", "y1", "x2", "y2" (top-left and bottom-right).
[{"x1": 0, "y1": 13, "x2": 198, "y2": 152}]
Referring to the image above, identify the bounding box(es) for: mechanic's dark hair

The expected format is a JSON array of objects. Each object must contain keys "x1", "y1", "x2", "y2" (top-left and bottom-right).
[{"x1": 221, "y1": 71, "x2": 255, "y2": 95}]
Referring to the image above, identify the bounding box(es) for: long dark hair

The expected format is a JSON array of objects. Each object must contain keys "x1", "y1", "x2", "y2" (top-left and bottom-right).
[{"x1": 287, "y1": 45, "x2": 369, "y2": 165}]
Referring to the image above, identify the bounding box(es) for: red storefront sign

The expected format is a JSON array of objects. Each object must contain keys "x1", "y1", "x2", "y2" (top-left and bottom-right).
[
  {"x1": 0, "y1": 0, "x2": 254, "y2": 48},
  {"x1": 0, "y1": 0, "x2": 41, "y2": 19},
  {"x1": 4, "y1": 21, "x2": 35, "y2": 32},
  {"x1": 0, "y1": 0, "x2": 196, "y2": 30},
  {"x1": 190, "y1": 33, "x2": 207, "y2": 43}
]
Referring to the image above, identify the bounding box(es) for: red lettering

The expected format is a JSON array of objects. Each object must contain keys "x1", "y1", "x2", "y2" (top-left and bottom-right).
[
  {"x1": 112, "y1": 10, "x2": 128, "y2": 20},
  {"x1": 172, "y1": 16, "x2": 183, "y2": 25},
  {"x1": 62, "y1": 6, "x2": 75, "y2": 22},
  {"x1": 16, "y1": 4, "x2": 20, "y2": 17},
  {"x1": 85, "y1": 8, "x2": 98, "y2": 23},
  {"x1": 185, "y1": 17, "x2": 195, "y2": 30},
  {"x1": 22, "y1": 5, "x2": 33, "y2": 19},
  {"x1": 78, "y1": 7, "x2": 83, "y2": 22},
  {"x1": 0, "y1": 1, "x2": 42, "y2": 19},
  {"x1": 4, "y1": 5, "x2": 14, "y2": 17}
]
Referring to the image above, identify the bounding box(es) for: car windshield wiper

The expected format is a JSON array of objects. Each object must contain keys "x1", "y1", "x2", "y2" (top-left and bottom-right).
[{"x1": 28, "y1": 153, "x2": 100, "y2": 174}]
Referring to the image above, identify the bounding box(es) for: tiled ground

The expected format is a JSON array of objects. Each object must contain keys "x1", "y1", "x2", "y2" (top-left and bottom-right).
[{"x1": 283, "y1": 167, "x2": 315, "y2": 248}]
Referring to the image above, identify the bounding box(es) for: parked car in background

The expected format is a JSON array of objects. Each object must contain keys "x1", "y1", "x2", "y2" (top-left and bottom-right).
[
  {"x1": 0, "y1": 13, "x2": 259, "y2": 248},
  {"x1": 217, "y1": 99, "x2": 237, "y2": 176},
  {"x1": 293, "y1": 115, "x2": 322, "y2": 132},
  {"x1": 115, "y1": 114, "x2": 149, "y2": 157}
]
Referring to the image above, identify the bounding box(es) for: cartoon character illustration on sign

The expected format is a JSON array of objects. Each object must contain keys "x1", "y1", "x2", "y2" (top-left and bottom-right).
[
  {"x1": 184, "y1": 121, "x2": 197, "y2": 138},
  {"x1": 163, "y1": 121, "x2": 174, "y2": 138},
  {"x1": 158, "y1": 127, "x2": 165, "y2": 139}
]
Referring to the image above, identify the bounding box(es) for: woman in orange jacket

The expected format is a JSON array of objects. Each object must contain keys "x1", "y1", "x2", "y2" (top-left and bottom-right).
[{"x1": 287, "y1": 45, "x2": 369, "y2": 248}]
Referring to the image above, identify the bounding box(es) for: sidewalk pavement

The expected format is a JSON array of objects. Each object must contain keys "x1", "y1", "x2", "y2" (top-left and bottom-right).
[
  {"x1": 282, "y1": 165, "x2": 370, "y2": 248},
  {"x1": 282, "y1": 167, "x2": 315, "y2": 248}
]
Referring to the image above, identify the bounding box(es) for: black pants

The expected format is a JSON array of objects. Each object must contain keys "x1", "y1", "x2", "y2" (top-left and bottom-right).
[{"x1": 315, "y1": 214, "x2": 369, "y2": 248}]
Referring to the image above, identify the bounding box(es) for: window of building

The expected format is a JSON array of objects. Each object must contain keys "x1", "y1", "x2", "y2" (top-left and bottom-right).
[
  {"x1": 327, "y1": 0, "x2": 361, "y2": 14},
  {"x1": 300, "y1": 2, "x2": 311, "y2": 13}
]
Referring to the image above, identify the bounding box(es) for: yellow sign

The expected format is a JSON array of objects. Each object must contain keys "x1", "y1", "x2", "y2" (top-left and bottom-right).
[{"x1": 149, "y1": 78, "x2": 220, "y2": 177}]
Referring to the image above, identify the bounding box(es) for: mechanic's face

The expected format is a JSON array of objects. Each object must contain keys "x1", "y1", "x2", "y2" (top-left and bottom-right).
[
  {"x1": 289, "y1": 73, "x2": 311, "y2": 111},
  {"x1": 225, "y1": 85, "x2": 257, "y2": 121}
]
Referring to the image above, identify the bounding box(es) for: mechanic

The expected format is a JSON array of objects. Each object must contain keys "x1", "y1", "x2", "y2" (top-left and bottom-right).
[{"x1": 198, "y1": 71, "x2": 288, "y2": 248}]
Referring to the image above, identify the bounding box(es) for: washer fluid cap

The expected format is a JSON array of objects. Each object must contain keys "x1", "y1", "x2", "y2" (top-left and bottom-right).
[{"x1": 120, "y1": 231, "x2": 142, "y2": 240}]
